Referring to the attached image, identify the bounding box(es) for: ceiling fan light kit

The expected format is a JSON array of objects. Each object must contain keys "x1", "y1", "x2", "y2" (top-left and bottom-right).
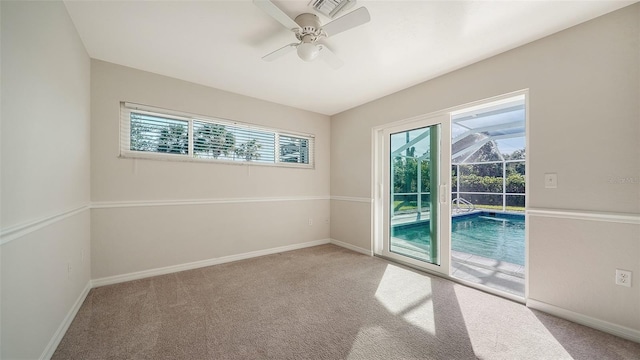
[
  {"x1": 253, "y1": 0, "x2": 370, "y2": 68},
  {"x1": 297, "y1": 42, "x2": 320, "y2": 62}
]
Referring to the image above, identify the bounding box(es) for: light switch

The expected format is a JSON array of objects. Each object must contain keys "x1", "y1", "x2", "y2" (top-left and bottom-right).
[{"x1": 545, "y1": 173, "x2": 557, "y2": 188}]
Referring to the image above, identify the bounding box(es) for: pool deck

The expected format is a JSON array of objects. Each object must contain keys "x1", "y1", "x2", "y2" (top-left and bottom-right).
[
  {"x1": 452, "y1": 250, "x2": 524, "y2": 278},
  {"x1": 390, "y1": 237, "x2": 525, "y2": 297},
  {"x1": 391, "y1": 211, "x2": 432, "y2": 226},
  {"x1": 451, "y1": 250, "x2": 524, "y2": 297}
]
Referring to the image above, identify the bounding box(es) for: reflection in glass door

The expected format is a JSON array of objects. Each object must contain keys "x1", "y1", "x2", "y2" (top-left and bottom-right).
[{"x1": 388, "y1": 125, "x2": 440, "y2": 265}]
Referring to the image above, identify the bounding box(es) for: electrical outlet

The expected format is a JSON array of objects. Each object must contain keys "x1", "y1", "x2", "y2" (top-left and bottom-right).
[
  {"x1": 308, "y1": 218, "x2": 313, "y2": 226},
  {"x1": 615, "y1": 269, "x2": 632, "y2": 287},
  {"x1": 67, "y1": 263, "x2": 72, "y2": 279}
]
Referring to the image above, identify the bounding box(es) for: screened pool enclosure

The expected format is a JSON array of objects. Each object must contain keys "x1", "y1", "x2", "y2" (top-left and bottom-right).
[{"x1": 391, "y1": 98, "x2": 526, "y2": 222}]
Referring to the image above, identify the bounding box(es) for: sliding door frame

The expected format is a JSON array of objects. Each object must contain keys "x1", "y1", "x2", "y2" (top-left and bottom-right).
[
  {"x1": 372, "y1": 112, "x2": 452, "y2": 276},
  {"x1": 371, "y1": 89, "x2": 529, "y2": 303}
]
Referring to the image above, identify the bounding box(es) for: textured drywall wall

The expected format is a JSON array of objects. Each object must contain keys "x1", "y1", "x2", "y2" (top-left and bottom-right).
[{"x1": 1, "y1": 1, "x2": 91, "y2": 358}]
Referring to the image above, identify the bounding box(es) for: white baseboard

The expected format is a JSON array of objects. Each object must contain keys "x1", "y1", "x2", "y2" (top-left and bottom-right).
[
  {"x1": 527, "y1": 298, "x2": 640, "y2": 343},
  {"x1": 330, "y1": 238, "x2": 372, "y2": 256},
  {"x1": 40, "y1": 281, "x2": 92, "y2": 360},
  {"x1": 91, "y1": 239, "x2": 331, "y2": 287}
]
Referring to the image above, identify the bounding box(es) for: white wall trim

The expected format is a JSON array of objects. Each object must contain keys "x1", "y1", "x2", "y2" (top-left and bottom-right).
[
  {"x1": 527, "y1": 298, "x2": 640, "y2": 343},
  {"x1": 0, "y1": 205, "x2": 90, "y2": 245},
  {"x1": 2, "y1": 197, "x2": 331, "y2": 244},
  {"x1": 40, "y1": 281, "x2": 92, "y2": 360},
  {"x1": 330, "y1": 238, "x2": 373, "y2": 256},
  {"x1": 92, "y1": 195, "x2": 330, "y2": 209},
  {"x1": 330, "y1": 196, "x2": 372, "y2": 203},
  {"x1": 527, "y1": 208, "x2": 640, "y2": 225},
  {"x1": 91, "y1": 239, "x2": 331, "y2": 287}
]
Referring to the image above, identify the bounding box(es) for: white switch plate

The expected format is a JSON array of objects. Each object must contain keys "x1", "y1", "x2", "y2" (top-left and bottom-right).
[{"x1": 545, "y1": 173, "x2": 557, "y2": 188}]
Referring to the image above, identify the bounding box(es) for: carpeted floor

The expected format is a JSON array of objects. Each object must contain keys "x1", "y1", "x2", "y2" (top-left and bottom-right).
[{"x1": 53, "y1": 244, "x2": 640, "y2": 359}]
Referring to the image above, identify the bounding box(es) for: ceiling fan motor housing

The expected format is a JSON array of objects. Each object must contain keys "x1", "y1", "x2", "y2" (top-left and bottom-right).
[{"x1": 294, "y1": 13, "x2": 322, "y2": 41}]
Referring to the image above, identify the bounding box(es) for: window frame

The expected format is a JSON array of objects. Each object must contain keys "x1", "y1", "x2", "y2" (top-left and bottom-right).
[{"x1": 120, "y1": 102, "x2": 315, "y2": 169}]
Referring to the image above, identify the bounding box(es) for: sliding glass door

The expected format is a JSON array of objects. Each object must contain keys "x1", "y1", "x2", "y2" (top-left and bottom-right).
[
  {"x1": 377, "y1": 115, "x2": 450, "y2": 274},
  {"x1": 374, "y1": 93, "x2": 526, "y2": 299}
]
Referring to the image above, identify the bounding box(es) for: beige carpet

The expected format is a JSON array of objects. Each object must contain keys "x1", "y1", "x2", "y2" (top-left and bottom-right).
[{"x1": 54, "y1": 244, "x2": 640, "y2": 359}]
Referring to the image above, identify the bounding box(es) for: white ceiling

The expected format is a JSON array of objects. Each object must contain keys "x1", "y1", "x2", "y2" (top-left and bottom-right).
[{"x1": 64, "y1": 0, "x2": 634, "y2": 115}]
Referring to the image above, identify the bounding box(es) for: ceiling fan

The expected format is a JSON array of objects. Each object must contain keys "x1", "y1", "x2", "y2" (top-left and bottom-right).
[{"x1": 253, "y1": 0, "x2": 370, "y2": 69}]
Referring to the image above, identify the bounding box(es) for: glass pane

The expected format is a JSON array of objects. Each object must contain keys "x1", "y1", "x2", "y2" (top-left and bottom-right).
[
  {"x1": 389, "y1": 125, "x2": 439, "y2": 265},
  {"x1": 451, "y1": 165, "x2": 458, "y2": 192},
  {"x1": 193, "y1": 120, "x2": 277, "y2": 163},
  {"x1": 392, "y1": 194, "x2": 417, "y2": 218},
  {"x1": 130, "y1": 112, "x2": 188, "y2": 155},
  {"x1": 212, "y1": 125, "x2": 276, "y2": 163},
  {"x1": 279, "y1": 135, "x2": 310, "y2": 164},
  {"x1": 193, "y1": 121, "x2": 235, "y2": 159}
]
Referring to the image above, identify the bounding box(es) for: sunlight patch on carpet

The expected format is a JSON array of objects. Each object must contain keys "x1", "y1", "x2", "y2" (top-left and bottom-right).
[
  {"x1": 452, "y1": 286, "x2": 573, "y2": 359},
  {"x1": 374, "y1": 264, "x2": 435, "y2": 335}
]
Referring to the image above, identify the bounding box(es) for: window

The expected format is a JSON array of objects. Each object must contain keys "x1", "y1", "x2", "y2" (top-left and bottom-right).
[
  {"x1": 120, "y1": 102, "x2": 314, "y2": 167},
  {"x1": 279, "y1": 135, "x2": 310, "y2": 164},
  {"x1": 130, "y1": 112, "x2": 189, "y2": 154}
]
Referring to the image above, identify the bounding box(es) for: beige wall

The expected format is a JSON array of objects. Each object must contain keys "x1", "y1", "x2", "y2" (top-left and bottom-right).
[
  {"x1": 1, "y1": 1, "x2": 91, "y2": 358},
  {"x1": 330, "y1": 4, "x2": 640, "y2": 333},
  {"x1": 90, "y1": 60, "x2": 331, "y2": 280},
  {"x1": 330, "y1": 200, "x2": 371, "y2": 252},
  {"x1": 1, "y1": 213, "x2": 90, "y2": 359},
  {"x1": 1, "y1": 2, "x2": 90, "y2": 227},
  {"x1": 529, "y1": 216, "x2": 639, "y2": 330},
  {"x1": 92, "y1": 201, "x2": 329, "y2": 279}
]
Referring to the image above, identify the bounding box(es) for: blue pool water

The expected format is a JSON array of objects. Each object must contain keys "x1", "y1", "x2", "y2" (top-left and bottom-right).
[{"x1": 392, "y1": 211, "x2": 525, "y2": 265}]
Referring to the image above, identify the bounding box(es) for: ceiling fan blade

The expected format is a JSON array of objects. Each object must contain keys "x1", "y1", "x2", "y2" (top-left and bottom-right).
[
  {"x1": 253, "y1": 0, "x2": 301, "y2": 32},
  {"x1": 263, "y1": 43, "x2": 298, "y2": 61},
  {"x1": 318, "y1": 45, "x2": 343, "y2": 69},
  {"x1": 322, "y1": 7, "x2": 370, "y2": 37}
]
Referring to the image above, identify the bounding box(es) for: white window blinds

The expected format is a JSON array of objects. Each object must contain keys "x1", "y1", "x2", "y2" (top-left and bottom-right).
[
  {"x1": 279, "y1": 135, "x2": 310, "y2": 164},
  {"x1": 130, "y1": 112, "x2": 189, "y2": 155},
  {"x1": 120, "y1": 102, "x2": 314, "y2": 167}
]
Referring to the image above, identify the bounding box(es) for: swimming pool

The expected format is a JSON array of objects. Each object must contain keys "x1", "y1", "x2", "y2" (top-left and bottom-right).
[{"x1": 391, "y1": 211, "x2": 525, "y2": 265}]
